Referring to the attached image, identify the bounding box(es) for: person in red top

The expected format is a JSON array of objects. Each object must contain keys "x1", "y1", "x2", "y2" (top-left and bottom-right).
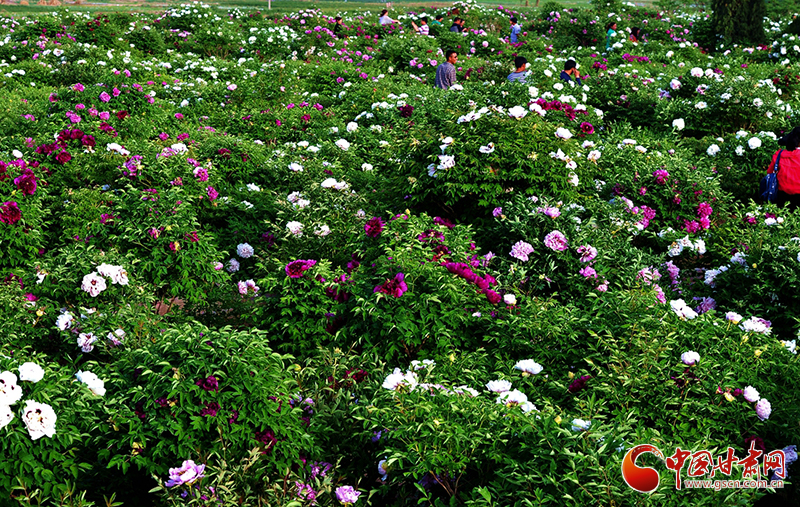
[{"x1": 769, "y1": 127, "x2": 800, "y2": 208}]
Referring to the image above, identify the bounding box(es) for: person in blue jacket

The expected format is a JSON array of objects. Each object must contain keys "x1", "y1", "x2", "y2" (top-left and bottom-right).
[{"x1": 560, "y1": 60, "x2": 582, "y2": 85}]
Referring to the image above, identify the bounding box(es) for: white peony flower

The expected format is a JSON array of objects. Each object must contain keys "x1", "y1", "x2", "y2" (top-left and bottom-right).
[
  {"x1": 672, "y1": 118, "x2": 685, "y2": 130},
  {"x1": 743, "y1": 386, "x2": 760, "y2": 403},
  {"x1": 555, "y1": 127, "x2": 573, "y2": 140},
  {"x1": 361, "y1": 163, "x2": 373, "y2": 171},
  {"x1": 479, "y1": 143, "x2": 496, "y2": 154},
  {"x1": 588, "y1": 150, "x2": 601, "y2": 162},
  {"x1": 571, "y1": 418, "x2": 592, "y2": 431},
  {"x1": 75, "y1": 370, "x2": 106, "y2": 396},
  {"x1": 706, "y1": 144, "x2": 720, "y2": 156},
  {"x1": 748, "y1": 137, "x2": 762, "y2": 150},
  {"x1": 503, "y1": 294, "x2": 517, "y2": 305},
  {"x1": 680, "y1": 351, "x2": 700, "y2": 365},
  {"x1": 97, "y1": 264, "x2": 129, "y2": 285},
  {"x1": 18, "y1": 363, "x2": 44, "y2": 383},
  {"x1": 286, "y1": 221, "x2": 304, "y2": 236},
  {"x1": 81, "y1": 272, "x2": 107, "y2": 297},
  {"x1": 288, "y1": 162, "x2": 304, "y2": 172},
  {"x1": 56, "y1": 312, "x2": 75, "y2": 331},
  {"x1": 514, "y1": 359, "x2": 543, "y2": 375},
  {"x1": 0, "y1": 404, "x2": 13, "y2": 429},
  {"x1": 670, "y1": 300, "x2": 698, "y2": 320},
  {"x1": 0, "y1": 371, "x2": 23, "y2": 405},
  {"x1": 486, "y1": 379, "x2": 512, "y2": 393},
  {"x1": 21, "y1": 400, "x2": 57, "y2": 440},
  {"x1": 77, "y1": 332, "x2": 97, "y2": 353},
  {"x1": 335, "y1": 139, "x2": 351, "y2": 151},
  {"x1": 690, "y1": 67, "x2": 704, "y2": 77},
  {"x1": 496, "y1": 389, "x2": 528, "y2": 407},
  {"x1": 381, "y1": 368, "x2": 418, "y2": 391},
  {"x1": 237, "y1": 243, "x2": 254, "y2": 259},
  {"x1": 508, "y1": 105, "x2": 528, "y2": 119},
  {"x1": 346, "y1": 121, "x2": 358, "y2": 132}
]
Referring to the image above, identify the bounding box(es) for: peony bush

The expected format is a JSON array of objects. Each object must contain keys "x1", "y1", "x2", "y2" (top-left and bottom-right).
[{"x1": 0, "y1": 0, "x2": 799, "y2": 505}]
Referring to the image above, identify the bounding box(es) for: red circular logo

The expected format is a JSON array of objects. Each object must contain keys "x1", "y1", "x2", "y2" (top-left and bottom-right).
[{"x1": 621, "y1": 444, "x2": 664, "y2": 493}]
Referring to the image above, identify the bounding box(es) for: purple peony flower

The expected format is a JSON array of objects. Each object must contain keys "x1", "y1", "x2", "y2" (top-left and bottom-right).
[
  {"x1": 568, "y1": 375, "x2": 592, "y2": 393},
  {"x1": 755, "y1": 399, "x2": 771, "y2": 421},
  {"x1": 164, "y1": 460, "x2": 205, "y2": 488},
  {"x1": 0, "y1": 201, "x2": 22, "y2": 225},
  {"x1": 285, "y1": 259, "x2": 317, "y2": 278},
  {"x1": 509, "y1": 240, "x2": 534, "y2": 262},
  {"x1": 335, "y1": 485, "x2": 361, "y2": 505},
  {"x1": 543, "y1": 230, "x2": 568, "y2": 251},
  {"x1": 652, "y1": 169, "x2": 669, "y2": 185},
  {"x1": 207, "y1": 186, "x2": 219, "y2": 201},
  {"x1": 374, "y1": 273, "x2": 408, "y2": 298},
  {"x1": 364, "y1": 217, "x2": 384, "y2": 238},
  {"x1": 576, "y1": 244, "x2": 597, "y2": 263},
  {"x1": 195, "y1": 375, "x2": 219, "y2": 392},
  {"x1": 200, "y1": 402, "x2": 220, "y2": 417},
  {"x1": 13, "y1": 169, "x2": 37, "y2": 196}
]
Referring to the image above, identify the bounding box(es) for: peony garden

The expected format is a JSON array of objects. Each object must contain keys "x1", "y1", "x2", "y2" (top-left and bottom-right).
[{"x1": 1, "y1": 0, "x2": 800, "y2": 504}]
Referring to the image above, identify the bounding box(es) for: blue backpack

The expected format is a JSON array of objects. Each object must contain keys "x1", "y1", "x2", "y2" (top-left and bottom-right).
[{"x1": 760, "y1": 150, "x2": 782, "y2": 203}]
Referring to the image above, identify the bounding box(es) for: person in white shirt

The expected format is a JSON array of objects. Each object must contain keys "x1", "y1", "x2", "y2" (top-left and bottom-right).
[
  {"x1": 411, "y1": 17, "x2": 430, "y2": 35},
  {"x1": 379, "y1": 9, "x2": 396, "y2": 25}
]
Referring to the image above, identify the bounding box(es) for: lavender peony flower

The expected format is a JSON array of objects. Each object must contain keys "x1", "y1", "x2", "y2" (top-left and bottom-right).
[{"x1": 165, "y1": 460, "x2": 206, "y2": 488}]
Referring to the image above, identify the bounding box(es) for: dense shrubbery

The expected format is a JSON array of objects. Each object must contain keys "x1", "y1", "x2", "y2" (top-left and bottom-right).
[{"x1": 1, "y1": 0, "x2": 799, "y2": 505}]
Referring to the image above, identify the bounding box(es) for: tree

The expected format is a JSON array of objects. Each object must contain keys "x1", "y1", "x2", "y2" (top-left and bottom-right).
[{"x1": 711, "y1": 0, "x2": 766, "y2": 45}]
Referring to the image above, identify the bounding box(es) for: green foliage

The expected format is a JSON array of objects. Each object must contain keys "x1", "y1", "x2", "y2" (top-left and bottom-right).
[{"x1": 711, "y1": 0, "x2": 767, "y2": 45}]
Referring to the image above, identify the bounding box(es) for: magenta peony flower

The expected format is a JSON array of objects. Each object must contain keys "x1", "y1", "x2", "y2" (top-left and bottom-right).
[
  {"x1": 13, "y1": 169, "x2": 37, "y2": 196},
  {"x1": 364, "y1": 217, "x2": 384, "y2": 238},
  {"x1": 99, "y1": 91, "x2": 111, "y2": 102},
  {"x1": 543, "y1": 230, "x2": 568, "y2": 251},
  {"x1": 207, "y1": 186, "x2": 219, "y2": 201},
  {"x1": 0, "y1": 201, "x2": 22, "y2": 225},
  {"x1": 576, "y1": 244, "x2": 597, "y2": 263},
  {"x1": 374, "y1": 273, "x2": 408, "y2": 298},
  {"x1": 285, "y1": 259, "x2": 317, "y2": 278},
  {"x1": 652, "y1": 169, "x2": 669, "y2": 185}
]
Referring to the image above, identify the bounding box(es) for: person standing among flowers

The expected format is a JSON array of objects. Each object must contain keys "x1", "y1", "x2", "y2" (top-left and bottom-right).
[
  {"x1": 435, "y1": 50, "x2": 458, "y2": 90},
  {"x1": 332, "y1": 17, "x2": 345, "y2": 38},
  {"x1": 606, "y1": 21, "x2": 617, "y2": 51},
  {"x1": 766, "y1": 126, "x2": 800, "y2": 208},
  {"x1": 509, "y1": 17, "x2": 521, "y2": 43},
  {"x1": 629, "y1": 27, "x2": 640, "y2": 42},
  {"x1": 431, "y1": 14, "x2": 444, "y2": 27}
]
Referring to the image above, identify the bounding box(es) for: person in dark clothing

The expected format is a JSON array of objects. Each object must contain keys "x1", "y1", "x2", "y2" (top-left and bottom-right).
[
  {"x1": 449, "y1": 18, "x2": 464, "y2": 32},
  {"x1": 767, "y1": 126, "x2": 800, "y2": 208},
  {"x1": 332, "y1": 16, "x2": 345, "y2": 38},
  {"x1": 560, "y1": 60, "x2": 582, "y2": 85},
  {"x1": 629, "y1": 27, "x2": 640, "y2": 42}
]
